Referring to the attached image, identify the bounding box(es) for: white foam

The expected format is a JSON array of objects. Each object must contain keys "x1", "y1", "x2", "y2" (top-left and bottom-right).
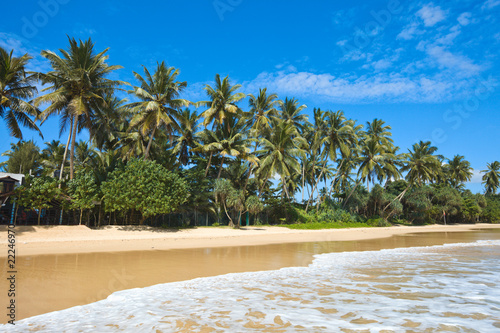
[{"x1": 3, "y1": 240, "x2": 500, "y2": 332}]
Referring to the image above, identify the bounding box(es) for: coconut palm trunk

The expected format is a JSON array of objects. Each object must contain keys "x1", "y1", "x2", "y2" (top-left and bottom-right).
[
  {"x1": 69, "y1": 114, "x2": 78, "y2": 180},
  {"x1": 305, "y1": 159, "x2": 328, "y2": 212},
  {"x1": 144, "y1": 126, "x2": 157, "y2": 160},
  {"x1": 59, "y1": 116, "x2": 73, "y2": 185}
]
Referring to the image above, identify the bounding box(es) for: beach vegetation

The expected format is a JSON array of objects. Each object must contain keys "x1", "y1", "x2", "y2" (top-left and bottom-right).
[{"x1": 1, "y1": 37, "x2": 499, "y2": 227}]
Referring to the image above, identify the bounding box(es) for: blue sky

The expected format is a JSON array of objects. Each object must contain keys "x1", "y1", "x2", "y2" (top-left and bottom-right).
[{"x1": 1, "y1": 0, "x2": 499, "y2": 193}]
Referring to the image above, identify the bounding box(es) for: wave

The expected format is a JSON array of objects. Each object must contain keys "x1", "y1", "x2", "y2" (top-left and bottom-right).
[{"x1": 4, "y1": 240, "x2": 500, "y2": 332}]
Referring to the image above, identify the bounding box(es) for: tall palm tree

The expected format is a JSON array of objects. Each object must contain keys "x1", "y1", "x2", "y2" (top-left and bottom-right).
[
  {"x1": 172, "y1": 108, "x2": 200, "y2": 166},
  {"x1": 482, "y1": 161, "x2": 500, "y2": 195},
  {"x1": 197, "y1": 74, "x2": 245, "y2": 175},
  {"x1": 365, "y1": 118, "x2": 394, "y2": 147},
  {"x1": 198, "y1": 74, "x2": 245, "y2": 133},
  {"x1": 245, "y1": 88, "x2": 278, "y2": 137},
  {"x1": 257, "y1": 119, "x2": 307, "y2": 200},
  {"x1": 127, "y1": 61, "x2": 189, "y2": 160},
  {"x1": 92, "y1": 94, "x2": 128, "y2": 152},
  {"x1": 196, "y1": 118, "x2": 254, "y2": 179},
  {"x1": 276, "y1": 97, "x2": 308, "y2": 133},
  {"x1": 0, "y1": 47, "x2": 41, "y2": 139},
  {"x1": 36, "y1": 37, "x2": 123, "y2": 179},
  {"x1": 444, "y1": 155, "x2": 473, "y2": 189},
  {"x1": 0, "y1": 140, "x2": 41, "y2": 175},
  {"x1": 402, "y1": 141, "x2": 441, "y2": 186},
  {"x1": 357, "y1": 139, "x2": 397, "y2": 191},
  {"x1": 40, "y1": 140, "x2": 66, "y2": 177},
  {"x1": 306, "y1": 110, "x2": 360, "y2": 211},
  {"x1": 382, "y1": 140, "x2": 441, "y2": 212}
]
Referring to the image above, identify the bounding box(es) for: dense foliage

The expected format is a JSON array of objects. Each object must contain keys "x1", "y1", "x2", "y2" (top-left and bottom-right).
[
  {"x1": 1, "y1": 38, "x2": 499, "y2": 227},
  {"x1": 102, "y1": 158, "x2": 189, "y2": 224}
]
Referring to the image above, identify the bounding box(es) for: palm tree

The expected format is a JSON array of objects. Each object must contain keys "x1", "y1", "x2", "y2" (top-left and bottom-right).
[
  {"x1": 196, "y1": 118, "x2": 254, "y2": 179},
  {"x1": 245, "y1": 88, "x2": 278, "y2": 137},
  {"x1": 40, "y1": 140, "x2": 66, "y2": 177},
  {"x1": 444, "y1": 155, "x2": 473, "y2": 189},
  {"x1": 172, "y1": 108, "x2": 200, "y2": 166},
  {"x1": 36, "y1": 37, "x2": 123, "y2": 179},
  {"x1": 382, "y1": 140, "x2": 441, "y2": 212},
  {"x1": 365, "y1": 118, "x2": 394, "y2": 147},
  {"x1": 127, "y1": 61, "x2": 189, "y2": 159},
  {"x1": 198, "y1": 74, "x2": 245, "y2": 132},
  {"x1": 92, "y1": 94, "x2": 128, "y2": 152},
  {"x1": 115, "y1": 131, "x2": 149, "y2": 161},
  {"x1": 0, "y1": 47, "x2": 41, "y2": 139},
  {"x1": 257, "y1": 119, "x2": 307, "y2": 200},
  {"x1": 0, "y1": 140, "x2": 41, "y2": 175},
  {"x1": 276, "y1": 97, "x2": 308, "y2": 133},
  {"x1": 482, "y1": 161, "x2": 500, "y2": 195},
  {"x1": 357, "y1": 140, "x2": 397, "y2": 191},
  {"x1": 306, "y1": 110, "x2": 360, "y2": 212},
  {"x1": 402, "y1": 141, "x2": 441, "y2": 186},
  {"x1": 197, "y1": 74, "x2": 245, "y2": 174}
]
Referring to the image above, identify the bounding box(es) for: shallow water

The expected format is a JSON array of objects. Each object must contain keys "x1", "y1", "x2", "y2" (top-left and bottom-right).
[{"x1": 1, "y1": 230, "x2": 500, "y2": 331}]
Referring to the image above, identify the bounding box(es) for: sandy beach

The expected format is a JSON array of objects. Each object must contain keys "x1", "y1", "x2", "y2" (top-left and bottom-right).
[
  {"x1": 2, "y1": 223, "x2": 500, "y2": 257},
  {"x1": 2, "y1": 224, "x2": 500, "y2": 323}
]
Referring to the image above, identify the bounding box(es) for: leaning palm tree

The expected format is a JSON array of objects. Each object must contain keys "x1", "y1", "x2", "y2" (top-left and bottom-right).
[
  {"x1": 36, "y1": 37, "x2": 124, "y2": 179},
  {"x1": 444, "y1": 155, "x2": 473, "y2": 189},
  {"x1": 0, "y1": 47, "x2": 41, "y2": 139},
  {"x1": 127, "y1": 61, "x2": 189, "y2": 159},
  {"x1": 381, "y1": 140, "x2": 442, "y2": 213},
  {"x1": 482, "y1": 161, "x2": 500, "y2": 195}
]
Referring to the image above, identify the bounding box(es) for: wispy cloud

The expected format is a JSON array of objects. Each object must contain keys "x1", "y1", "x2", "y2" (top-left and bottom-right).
[
  {"x1": 417, "y1": 3, "x2": 447, "y2": 27},
  {"x1": 425, "y1": 45, "x2": 482, "y2": 76},
  {"x1": 457, "y1": 12, "x2": 472, "y2": 26},
  {"x1": 481, "y1": 0, "x2": 500, "y2": 10},
  {"x1": 469, "y1": 169, "x2": 484, "y2": 184},
  {"x1": 397, "y1": 22, "x2": 423, "y2": 40},
  {"x1": 0, "y1": 32, "x2": 51, "y2": 73},
  {"x1": 239, "y1": 69, "x2": 485, "y2": 104}
]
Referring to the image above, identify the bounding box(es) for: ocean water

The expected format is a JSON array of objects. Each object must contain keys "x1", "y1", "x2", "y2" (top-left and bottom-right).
[{"x1": 3, "y1": 239, "x2": 500, "y2": 332}]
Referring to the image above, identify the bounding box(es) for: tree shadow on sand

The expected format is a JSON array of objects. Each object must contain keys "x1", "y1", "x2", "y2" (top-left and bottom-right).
[{"x1": 97, "y1": 225, "x2": 183, "y2": 233}]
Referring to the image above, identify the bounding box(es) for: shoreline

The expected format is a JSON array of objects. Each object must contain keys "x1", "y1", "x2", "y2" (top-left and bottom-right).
[{"x1": 1, "y1": 223, "x2": 500, "y2": 257}]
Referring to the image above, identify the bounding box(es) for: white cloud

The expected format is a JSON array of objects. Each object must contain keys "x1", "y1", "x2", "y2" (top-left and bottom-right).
[
  {"x1": 397, "y1": 23, "x2": 421, "y2": 40},
  {"x1": 468, "y1": 169, "x2": 484, "y2": 184},
  {"x1": 457, "y1": 12, "x2": 472, "y2": 26},
  {"x1": 0, "y1": 32, "x2": 51, "y2": 73},
  {"x1": 482, "y1": 0, "x2": 500, "y2": 10},
  {"x1": 435, "y1": 25, "x2": 461, "y2": 45},
  {"x1": 425, "y1": 45, "x2": 482, "y2": 76},
  {"x1": 239, "y1": 70, "x2": 482, "y2": 104},
  {"x1": 417, "y1": 3, "x2": 447, "y2": 27}
]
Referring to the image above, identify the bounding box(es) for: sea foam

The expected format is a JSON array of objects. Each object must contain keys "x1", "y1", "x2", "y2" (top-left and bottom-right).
[{"x1": 3, "y1": 240, "x2": 500, "y2": 332}]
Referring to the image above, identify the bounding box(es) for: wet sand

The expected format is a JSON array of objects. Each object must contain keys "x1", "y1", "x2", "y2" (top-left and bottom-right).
[{"x1": 1, "y1": 227, "x2": 500, "y2": 323}]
